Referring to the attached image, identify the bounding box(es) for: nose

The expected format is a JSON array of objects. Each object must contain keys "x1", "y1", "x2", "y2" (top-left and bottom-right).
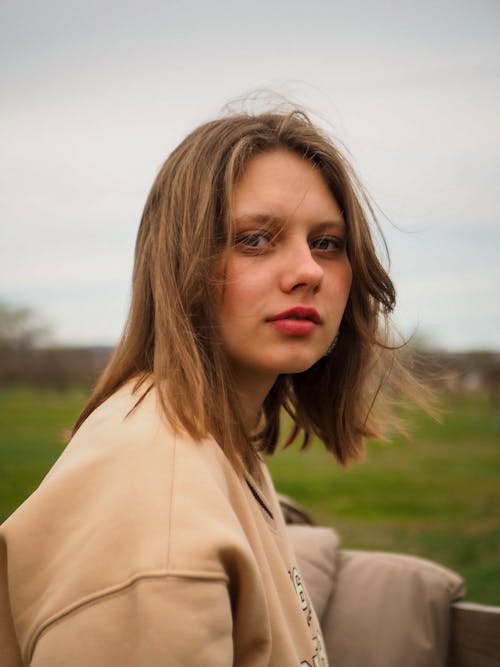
[{"x1": 279, "y1": 242, "x2": 324, "y2": 294}]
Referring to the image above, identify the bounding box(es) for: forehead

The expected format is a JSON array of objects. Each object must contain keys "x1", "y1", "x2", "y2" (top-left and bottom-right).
[{"x1": 232, "y1": 149, "x2": 343, "y2": 225}]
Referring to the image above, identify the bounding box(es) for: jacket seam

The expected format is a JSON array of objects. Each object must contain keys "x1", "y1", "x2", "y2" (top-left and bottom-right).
[
  {"x1": 165, "y1": 433, "x2": 176, "y2": 569},
  {"x1": 27, "y1": 568, "x2": 229, "y2": 663}
]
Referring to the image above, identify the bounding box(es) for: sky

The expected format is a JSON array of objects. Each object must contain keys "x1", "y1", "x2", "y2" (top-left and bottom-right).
[{"x1": 1, "y1": 0, "x2": 499, "y2": 351}]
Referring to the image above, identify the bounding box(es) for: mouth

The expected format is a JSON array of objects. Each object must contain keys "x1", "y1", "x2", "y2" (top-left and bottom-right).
[
  {"x1": 267, "y1": 307, "x2": 321, "y2": 324},
  {"x1": 266, "y1": 307, "x2": 321, "y2": 336}
]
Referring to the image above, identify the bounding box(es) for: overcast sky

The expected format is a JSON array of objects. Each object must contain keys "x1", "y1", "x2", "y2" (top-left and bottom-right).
[{"x1": 1, "y1": 0, "x2": 499, "y2": 351}]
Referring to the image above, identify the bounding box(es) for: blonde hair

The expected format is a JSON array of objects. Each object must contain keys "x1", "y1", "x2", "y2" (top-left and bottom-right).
[{"x1": 74, "y1": 110, "x2": 423, "y2": 475}]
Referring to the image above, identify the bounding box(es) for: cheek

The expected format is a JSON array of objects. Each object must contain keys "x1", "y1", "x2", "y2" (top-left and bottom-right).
[
  {"x1": 214, "y1": 255, "x2": 249, "y2": 316},
  {"x1": 329, "y1": 262, "x2": 353, "y2": 303},
  {"x1": 219, "y1": 272, "x2": 252, "y2": 329},
  {"x1": 220, "y1": 264, "x2": 242, "y2": 316},
  {"x1": 221, "y1": 260, "x2": 265, "y2": 314},
  {"x1": 220, "y1": 284, "x2": 239, "y2": 319}
]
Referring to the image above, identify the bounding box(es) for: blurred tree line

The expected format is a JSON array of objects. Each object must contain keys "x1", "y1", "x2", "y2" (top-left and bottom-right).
[
  {"x1": 0, "y1": 302, "x2": 110, "y2": 389},
  {"x1": 1, "y1": 301, "x2": 499, "y2": 397}
]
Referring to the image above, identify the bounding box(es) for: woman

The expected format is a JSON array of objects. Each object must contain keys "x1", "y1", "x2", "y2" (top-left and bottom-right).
[{"x1": 1, "y1": 110, "x2": 418, "y2": 665}]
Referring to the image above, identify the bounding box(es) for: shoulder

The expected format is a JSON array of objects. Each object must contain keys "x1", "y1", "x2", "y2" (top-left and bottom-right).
[
  {"x1": 1, "y1": 379, "x2": 251, "y2": 576},
  {"x1": 3, "y1": 380, "x2": 237, "y2": 542},
  {"x1": 43, "y1": 379, "x2": 229, "y2": 493},
  {"x1": 0, "y1": 381, "x2": 245, "y2": 661}
]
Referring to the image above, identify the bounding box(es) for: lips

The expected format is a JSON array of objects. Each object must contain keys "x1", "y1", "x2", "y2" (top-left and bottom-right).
[
  {"x1": 266, "y1": 307, "x2": 321, "y2": 336},
  {"x1": 267, "y1": 307, "x2": 321, "y2": 324}
]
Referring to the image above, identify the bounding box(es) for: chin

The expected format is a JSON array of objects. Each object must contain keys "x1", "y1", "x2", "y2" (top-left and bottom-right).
[{"x1": 274, "y1": 354, "x2": 324, "y2": 375}]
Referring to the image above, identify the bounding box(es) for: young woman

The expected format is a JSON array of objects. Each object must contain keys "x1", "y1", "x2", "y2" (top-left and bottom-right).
[{"x1": 1, "y1": 110, "x2": 418, "y2": 666}]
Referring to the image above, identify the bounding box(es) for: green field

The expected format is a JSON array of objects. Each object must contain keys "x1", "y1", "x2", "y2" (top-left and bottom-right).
[{"x1": 1, "y1": 386, "x2": 499, "y2": 604}]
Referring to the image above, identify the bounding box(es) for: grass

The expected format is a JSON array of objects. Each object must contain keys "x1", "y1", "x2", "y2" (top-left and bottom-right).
[
  {"x1": 0, "y1": 386, "x2": 87, "y2": 521},
  {"x1": 1, "y1": 387, "x2": 499, "y2": 604}
]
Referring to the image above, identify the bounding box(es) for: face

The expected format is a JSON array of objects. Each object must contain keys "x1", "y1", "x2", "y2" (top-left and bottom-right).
[{"x1": 218, "y1": 149, "x2": 352, "y2": 391}]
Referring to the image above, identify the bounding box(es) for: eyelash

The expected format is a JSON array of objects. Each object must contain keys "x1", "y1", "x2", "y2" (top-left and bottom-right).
[
  {"x1": 310, "y1": 236, "x2": 345, "y2": 252},
  {"x1": 235, "y1": 231, "x2": 345, "y2": 254},
  {"x1": 235, "y1": 231, "x2": 273, "y2": 250}
]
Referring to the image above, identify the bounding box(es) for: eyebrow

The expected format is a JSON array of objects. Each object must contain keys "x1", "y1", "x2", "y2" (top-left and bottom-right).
[{"x1": 234, "y1": 213, "x2": 346, "y2": 230}]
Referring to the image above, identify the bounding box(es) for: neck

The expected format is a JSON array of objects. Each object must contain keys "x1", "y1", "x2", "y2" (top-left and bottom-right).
[{"x1": 230, "y1": 366, "x2": 278, "y2": 432}]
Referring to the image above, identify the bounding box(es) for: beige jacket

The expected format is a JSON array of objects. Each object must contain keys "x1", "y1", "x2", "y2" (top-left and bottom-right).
[{"x1": 0, "y1": 382, "x2": 328, "y2": 666}]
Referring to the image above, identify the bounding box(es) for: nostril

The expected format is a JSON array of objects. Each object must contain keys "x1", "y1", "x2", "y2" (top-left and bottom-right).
[{"x1": 279, "y1": 247, "x2": 324, "y2": 293}]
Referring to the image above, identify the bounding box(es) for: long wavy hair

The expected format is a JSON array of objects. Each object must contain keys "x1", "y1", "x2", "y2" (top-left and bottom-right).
[{"x1": 73, "y1": 110, "x2": 424, "y2": 475}]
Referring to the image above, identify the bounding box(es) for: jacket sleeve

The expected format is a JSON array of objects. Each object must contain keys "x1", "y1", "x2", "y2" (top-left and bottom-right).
[{"x1": 30, "y1": 575, "x2": 233, "y2": 667}]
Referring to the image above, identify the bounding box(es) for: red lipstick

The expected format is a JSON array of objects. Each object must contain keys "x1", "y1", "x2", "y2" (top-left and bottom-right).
[{"x1": 267, "y1": 307, "x2": 321, "y2": 335}]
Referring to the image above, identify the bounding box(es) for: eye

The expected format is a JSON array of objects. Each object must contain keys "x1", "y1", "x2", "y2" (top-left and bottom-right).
[
  {"x1": 310, "y1": 236, "x2": 344, "y2": 253},
  {"x1": 235, "y1": 231, "x2": 272, "y2": 251}
]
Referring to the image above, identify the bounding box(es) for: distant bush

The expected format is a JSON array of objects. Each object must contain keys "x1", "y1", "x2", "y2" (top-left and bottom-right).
[
  {"x1": 0, "y1": 301, "x2": 50, "y2": 350},
  {"x1": 422, "y1": 350, "x2": 500, "y2": 399},
  {"x1": 0, "y1": 346, "x2": 112, "y2": 388},
  {"x1": 0, "y1": 300, "x2": 112, "y2": 388}
]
